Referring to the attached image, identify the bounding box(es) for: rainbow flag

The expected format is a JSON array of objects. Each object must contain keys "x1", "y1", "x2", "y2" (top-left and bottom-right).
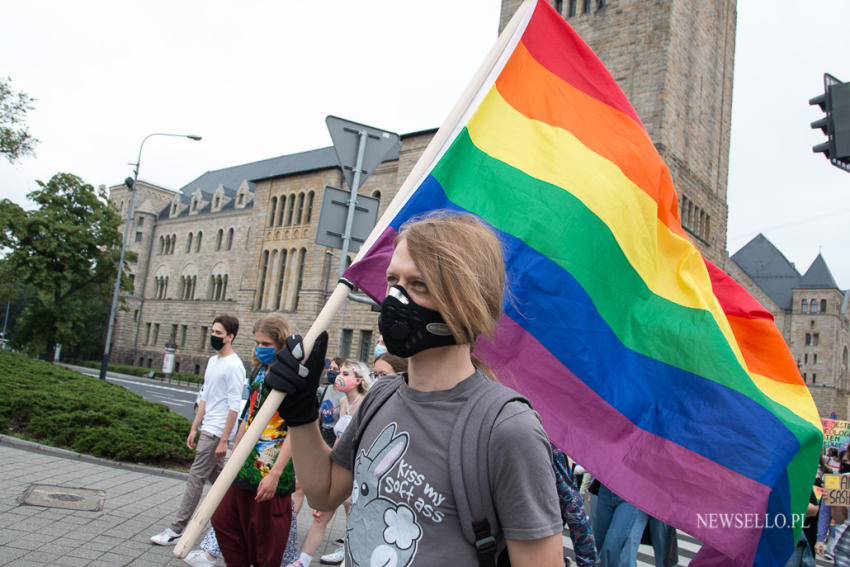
[{"x1": 344, "y1": 1, "x2": 822, "y2": 564}]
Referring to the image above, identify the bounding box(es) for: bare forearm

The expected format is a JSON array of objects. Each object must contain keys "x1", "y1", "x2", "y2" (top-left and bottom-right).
[
  {"x1": 289, "y1": 422, "x2": 349, "y2": 510},
  {"x1": 191, "y1": 401, "x2": 205, "y2": 431},
  {"x1": 506, "y1": 534, "x2": 564, "y2": 567},
  {"x1": 219, "y1": 410, "x2": 238, "y2": 443}
]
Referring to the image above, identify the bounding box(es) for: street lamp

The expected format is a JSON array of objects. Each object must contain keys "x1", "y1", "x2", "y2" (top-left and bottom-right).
[{"x1": 99, "y1": 132, "x2": 202, "y2": 380}]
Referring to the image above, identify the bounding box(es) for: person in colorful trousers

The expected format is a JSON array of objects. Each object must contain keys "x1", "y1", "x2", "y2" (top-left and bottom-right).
[{"x1": 211, "y1": 313, "x2": 297, "y2": 567}]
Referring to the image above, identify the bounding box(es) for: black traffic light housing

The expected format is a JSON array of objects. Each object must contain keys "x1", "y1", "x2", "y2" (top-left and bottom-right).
[{"x1": 810, "y1": 73, "x2": 850, "y2": 173}]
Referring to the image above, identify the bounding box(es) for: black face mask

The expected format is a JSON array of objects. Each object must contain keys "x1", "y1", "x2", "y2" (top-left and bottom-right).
[
  {"x1": 210, "y1": 335, "x2": 225, "y2": 351},
  {"x1": 841, "y1": 462, "x2": 850, "y2": 474},
  {"x1": 326, "y1": 369, "x2": 339, "y2": 384},
  {"x1": 378, "y1": 285, "x2": 457, "y2": 358}
]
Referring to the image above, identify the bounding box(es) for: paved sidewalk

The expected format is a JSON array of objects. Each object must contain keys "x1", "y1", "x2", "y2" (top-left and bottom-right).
[{"x1": 0, "y1": 436, "x2": 346, "y2": 566}]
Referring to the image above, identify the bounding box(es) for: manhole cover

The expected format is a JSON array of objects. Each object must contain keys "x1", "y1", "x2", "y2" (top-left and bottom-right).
[{"x1": 18, "y1": 484, "x2": 105, "y2": 512}]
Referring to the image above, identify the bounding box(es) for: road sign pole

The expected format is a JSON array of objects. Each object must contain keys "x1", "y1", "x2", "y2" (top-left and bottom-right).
[
  {"x1": 337, "y1": 128, "x2": 368, "y2": 346},
  {"x1": 337, "y1": 128, "x2": 368, "y2": 281}
]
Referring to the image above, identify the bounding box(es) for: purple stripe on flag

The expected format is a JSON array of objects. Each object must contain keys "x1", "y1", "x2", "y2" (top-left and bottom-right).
[
  {"x1": 345, "y1": 227, "x2": 398, "y2": 301},
  {"x1": 478, "y1": 314, "x2": 768, "y2": 565}
]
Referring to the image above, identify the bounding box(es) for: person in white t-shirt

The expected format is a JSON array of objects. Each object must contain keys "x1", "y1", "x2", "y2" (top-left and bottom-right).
[{"x1": 150, "y1": 314, "x2": 246, "y2": 546}]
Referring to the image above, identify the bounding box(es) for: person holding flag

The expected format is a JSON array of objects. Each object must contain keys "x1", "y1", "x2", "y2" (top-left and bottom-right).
[{"x1": 265, "y1": 213, "x2": 564, "y2": 566}]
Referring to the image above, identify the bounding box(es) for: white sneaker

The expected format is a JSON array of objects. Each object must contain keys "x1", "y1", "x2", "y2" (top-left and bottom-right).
[
  {"x1": 183, "y1": 549, "x2": 217, "y2": 567},
  {"x1": 320, "y1": 546, "x2": 345, "y2": 565},
  {"x1": 150, "y1": 527, "x2": 181, "y2": 545}
]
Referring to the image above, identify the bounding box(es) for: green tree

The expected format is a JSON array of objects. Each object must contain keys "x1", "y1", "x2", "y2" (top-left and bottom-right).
[
  {"x1": 0, "y1": 173, "x2": 134, "y2": 359},
  {"x1": 0, "y1": 77, "x2": 38, "y2": 162}
]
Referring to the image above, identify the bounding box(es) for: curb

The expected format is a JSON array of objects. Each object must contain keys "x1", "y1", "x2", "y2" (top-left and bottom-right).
[
  {"x1": 0, "y1": 434, "x2": 190, "y2": 481},
  {"x1": 57, "y1": 362, "x2": 202, "y2": 390}
]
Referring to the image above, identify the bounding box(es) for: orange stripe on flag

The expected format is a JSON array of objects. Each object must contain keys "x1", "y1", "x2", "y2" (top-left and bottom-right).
[
  {"x1": 727, "y1": 314, "x2": 804, "y2": 385},
  {"x1": 496, "y1": 42, "x2": 685, "y2": 238}
]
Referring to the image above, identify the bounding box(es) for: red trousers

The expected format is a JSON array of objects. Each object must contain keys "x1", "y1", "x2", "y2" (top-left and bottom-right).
[{"x1": 211, "y1": 485, "x2": 292, "y2": 567}]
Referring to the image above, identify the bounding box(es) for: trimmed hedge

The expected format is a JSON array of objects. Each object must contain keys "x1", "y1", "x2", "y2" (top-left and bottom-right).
[
  {"x1": 0, "y1": 351, "x2": 194, "y2": 468},
  {"x1": 65, "y1": 359, "x2": 203, "y2": 385}
]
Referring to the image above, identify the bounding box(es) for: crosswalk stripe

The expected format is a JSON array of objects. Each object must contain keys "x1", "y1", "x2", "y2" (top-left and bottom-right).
[{"x1": 564, "y1": 530, "x2": 833, "y2": 567}]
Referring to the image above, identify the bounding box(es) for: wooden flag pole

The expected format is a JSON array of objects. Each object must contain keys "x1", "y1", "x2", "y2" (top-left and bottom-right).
[
  {"x1": 173, "y1": 283, "x2": 349, "y2": 558},
  {"x1": 174, "y1": 1, "x2": 534, "y2": 559},
  {"x1": 351, "y1": 0, "x2": 534, "y2": 262}
]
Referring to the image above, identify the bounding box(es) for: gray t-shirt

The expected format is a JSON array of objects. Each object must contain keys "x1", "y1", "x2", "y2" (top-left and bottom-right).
[{"x1": 331, "y1": 370, "x2": 562, "y2": 566}]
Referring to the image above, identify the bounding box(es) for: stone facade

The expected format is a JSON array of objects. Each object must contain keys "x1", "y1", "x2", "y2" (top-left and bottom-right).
[
  {"x1": 110, "y1": 2, "x2": 739, "y2": 378},
  {"x1": 789, "y1": 288, "x2": 850, "y2": 418},
  {"x1": 109, "y1": 133, "x2": 433, "y2": 375},
  {"x1": 500, "y1": 0, "x2": 736, "y2": 265}
]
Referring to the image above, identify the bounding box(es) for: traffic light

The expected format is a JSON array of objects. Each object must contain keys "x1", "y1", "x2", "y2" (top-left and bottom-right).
[
  {"x1": 809, "y1": 73, "x2": 850, "y2": 173},
  {"x1": 832, "y1": 82, "x2": 850, "y2": 160}
]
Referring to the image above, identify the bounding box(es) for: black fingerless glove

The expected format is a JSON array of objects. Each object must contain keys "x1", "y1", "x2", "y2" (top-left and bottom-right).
[{"x1": 265, "y1": 331, "x2": 328, "y2": 426}]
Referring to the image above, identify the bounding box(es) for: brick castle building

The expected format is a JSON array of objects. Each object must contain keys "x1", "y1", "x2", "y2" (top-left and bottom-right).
[{"x1": 120, "y1": 1, "x2": 850, "y2": 419}]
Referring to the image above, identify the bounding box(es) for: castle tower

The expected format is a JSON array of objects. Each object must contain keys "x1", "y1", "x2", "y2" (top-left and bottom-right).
[{"x1": 500, "y1": 0, "x2": 736, "y2": 265}]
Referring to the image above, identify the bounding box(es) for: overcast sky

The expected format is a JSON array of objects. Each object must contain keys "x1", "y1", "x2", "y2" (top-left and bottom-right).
[{"x1": 2, "y1": 1, "x2": 849, "y2": 287}]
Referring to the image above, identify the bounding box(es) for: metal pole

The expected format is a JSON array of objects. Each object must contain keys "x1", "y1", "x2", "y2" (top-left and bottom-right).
[
  {"x1": 99, "y1": 133, "x2": 201, "y2": 380},
  {"x1": 337, "y1": 128, "x2": 368, "y2": 344}
]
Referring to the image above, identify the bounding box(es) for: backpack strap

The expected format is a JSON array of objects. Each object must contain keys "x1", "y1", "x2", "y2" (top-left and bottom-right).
[
  {"x1": 448, "y1": 379, "x2": 530, "y2": 567},
  {"x1": 350, "y1": 373, "x2": 405, "y2": 466}
]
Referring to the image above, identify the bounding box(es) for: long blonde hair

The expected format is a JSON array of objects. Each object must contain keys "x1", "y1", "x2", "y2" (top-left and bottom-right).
[
  {"x1": 251, "y1": 313, "x2": 294, "y2": 366},
  {"x1": 342, "y1": 359, "x2": 372, "y2": 394},
  {"x1": 397, "y1": 212, "x2": 505, "y2": 345}
]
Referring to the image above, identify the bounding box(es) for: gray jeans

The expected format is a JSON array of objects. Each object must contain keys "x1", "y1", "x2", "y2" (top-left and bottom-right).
[{"x1": 171, "y1": 431, "x2": 224, "y2": 533}]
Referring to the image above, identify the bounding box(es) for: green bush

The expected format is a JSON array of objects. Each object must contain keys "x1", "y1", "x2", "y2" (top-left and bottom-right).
[
  {"x1": 64, "y1": 359, "x2": 203, "y2": 385},
  {"x1": 0, "y1": 351, "x2": 194, "y2": 468}
]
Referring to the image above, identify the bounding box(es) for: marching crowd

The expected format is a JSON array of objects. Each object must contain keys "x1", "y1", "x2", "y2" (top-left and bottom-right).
[{"x1": 141, "y1": 213, "x2": 822, "y2": 567}]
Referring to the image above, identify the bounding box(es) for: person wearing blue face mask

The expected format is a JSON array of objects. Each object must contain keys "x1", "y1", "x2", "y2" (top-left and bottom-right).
[
  {"x1": 205, "y1": 312, "x2": 300, "y2": 567},
  {"x1": 373, "y1": 336, "x2": 388, "y2": 361}
]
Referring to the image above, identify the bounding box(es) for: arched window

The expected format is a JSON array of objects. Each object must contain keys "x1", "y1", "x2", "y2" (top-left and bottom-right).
[
  {"x1": 214, "y1": 196, "x2": 220, "y2": 209},
  {"x1": 191, "y1": 276, "x2": 197, "y2": 300},
  {"x1": 222, "y1": 275, "x2": 228, "y2": 300},
  {"x1": 821, "y1": 299, "x2": 827, "y2": 313},
  {"x1": 275, "y1": 250, "x2": 288, "y2": 310},
  {"x1": 305, "y1": 191, "x2": 314, "y2": 223},
  {"x1": 208, "y1": 275, "x2": 215, "y2": 299},
  {"x1": 296, "y1": 193, "x2": 305, "y2": 224},
  {"x1": 256, "y1": 250, "x2": 270, "y2": 309},
  {"x1": 226, "y1": 228, "x2": 234, "y2": 250},
  {"x1": 811, "y1": 298, "x2": 818, "y2": 314},
  {"x1": 802, "y1": 299, "x2": 808, "y2": 313},
  {"x1": 186, "y1": 232, "x2": 193, "y2": 253},
  {"x1": 159, "y1": 236, "x2": 165, "y2": 255},
  {"x1": 171, "y1": 234, "x2": 177, "y2": 254},
  {"x1": 215, "y1": 275, "x2": 223, "y2": 300},
  {"x1": 163, "y1": 276, "x2": 168, "y2": 297},
  {"x1": 196, "y1": 231, "x2": 203, "y2": 252},
  {"x1": 294, "y1": 248, "x2": 307, "y2": 310},
  {"x1": 286, "y1": 194, "x2": 295, "y2": 226},
  {"x1": 215, "y1": 229, "x2": 223, "y2": 251},
  {"x1": 276, "y1": 196, "x2": 285, "y2": 226},
  {"x1": 268, "y1": 197, "x2": 278, "y2": 227}
]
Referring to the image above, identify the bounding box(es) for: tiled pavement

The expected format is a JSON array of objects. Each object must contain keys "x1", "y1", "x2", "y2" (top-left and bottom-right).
[{"x1": 0, "y1": 435, "x2": 346, "y2": 566}]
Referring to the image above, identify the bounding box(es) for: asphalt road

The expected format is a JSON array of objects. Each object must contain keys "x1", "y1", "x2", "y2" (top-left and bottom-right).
[{"x1": 70, "y1": 365, "x2": 198, "y2": 420}]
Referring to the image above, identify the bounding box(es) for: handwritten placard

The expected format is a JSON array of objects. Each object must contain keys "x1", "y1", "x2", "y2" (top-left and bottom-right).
[{"x1": 823, "y1": 474, "x2": 850, "y2": 507}]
